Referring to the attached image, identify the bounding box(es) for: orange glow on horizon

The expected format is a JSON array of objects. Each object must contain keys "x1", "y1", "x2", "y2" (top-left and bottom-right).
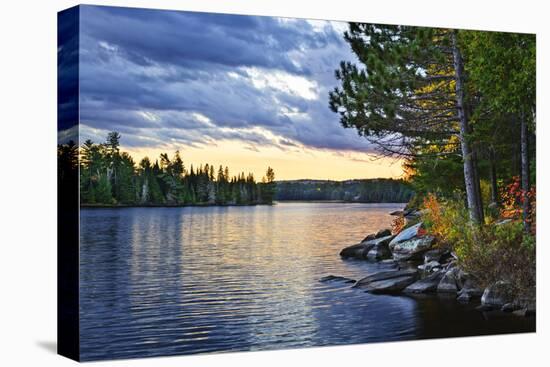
[{"x1": 121, "y1": 140, "x2": 405, "y2": 181}]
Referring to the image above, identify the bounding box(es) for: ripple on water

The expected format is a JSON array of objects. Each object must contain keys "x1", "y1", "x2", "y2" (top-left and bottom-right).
[{"x1": 79, "y1": 203, "x2": 534, "y2": 361}]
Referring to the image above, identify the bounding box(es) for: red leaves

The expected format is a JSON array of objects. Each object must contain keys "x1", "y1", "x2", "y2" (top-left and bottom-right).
[{"x1": 500, "y1": 176, "x2": 536, "y2": 234}]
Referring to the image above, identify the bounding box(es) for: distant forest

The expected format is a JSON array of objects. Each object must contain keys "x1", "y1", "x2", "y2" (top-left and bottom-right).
[
  {"x1": 58, "y1": 131, "x2": 416, "y2": 207},
  {"x1": 275, "y1": 179, "x2": 413, "y2": 203},
  {"x1": 77, "y1": 132, "x2": 276, "y2": 206}
]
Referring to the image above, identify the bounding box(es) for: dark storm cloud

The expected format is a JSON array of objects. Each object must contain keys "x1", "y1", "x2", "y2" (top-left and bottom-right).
[
  {"x1": 57, "y1": 6, "x2": 79, "y2": 143},
  {"x1": 78, "y1": 5, "x2": 374, "y2": 153}
]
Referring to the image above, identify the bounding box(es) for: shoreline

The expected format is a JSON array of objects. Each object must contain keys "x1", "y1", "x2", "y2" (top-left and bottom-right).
[
  {"x1": 330, "y1": 213, "x2": 536, "y2": 318},
  {"x1": 81, "y1": 201, "x2": 408, "y2": 208}
]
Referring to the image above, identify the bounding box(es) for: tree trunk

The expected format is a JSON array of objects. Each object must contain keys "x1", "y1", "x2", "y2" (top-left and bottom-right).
[
  {"x1": 489, "y1": 148, "x2": 498, "y2": 205},
  {"x1": 520, "y1": 111, "x2": 531, "y2": 232},
  {"x1": 451, "y1": 30, "x2": 484, "y2": 225}
]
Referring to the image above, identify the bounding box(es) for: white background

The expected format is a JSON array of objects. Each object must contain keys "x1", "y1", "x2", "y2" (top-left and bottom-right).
[{"x1": 0, "y1": 0, "x2": 548, "y2": 365}]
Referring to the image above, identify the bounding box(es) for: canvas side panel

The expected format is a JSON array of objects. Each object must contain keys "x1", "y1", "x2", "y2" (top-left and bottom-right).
[{"x1": 57, "y1": 5, "x2": 80, "y2": 362}]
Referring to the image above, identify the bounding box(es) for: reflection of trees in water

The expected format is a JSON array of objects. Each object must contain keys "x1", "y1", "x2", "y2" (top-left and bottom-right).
[{"x1": 407, "y1": 294, "x2": 534, "y2": 338}]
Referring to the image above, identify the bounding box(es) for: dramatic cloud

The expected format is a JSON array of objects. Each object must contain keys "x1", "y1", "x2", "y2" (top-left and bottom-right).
[{"x1": 78, "y1": 5, "x2": 373, "y2": 155}]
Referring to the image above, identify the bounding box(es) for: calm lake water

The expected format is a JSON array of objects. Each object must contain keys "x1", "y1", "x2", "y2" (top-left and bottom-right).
[{"x1": 80, "y1": 202, "x2": 534, "y2": 361}]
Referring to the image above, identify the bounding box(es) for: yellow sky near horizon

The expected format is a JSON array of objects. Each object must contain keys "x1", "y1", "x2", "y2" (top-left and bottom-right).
[{"x1": 122, "y1": 140, "x2": 405, "y2": 181}]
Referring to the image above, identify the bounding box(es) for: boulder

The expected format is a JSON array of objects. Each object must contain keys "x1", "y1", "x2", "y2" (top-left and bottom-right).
[
  {"x1": 366, "y1": 235, "x2": 394, "y2": 261},
  {"x1": 457, "y1": 292, "x2": 471, "y2": 303},
  {"x1": 367, "y1": 245, "x2": 392, "y2": 261},
  {"x1": 404, "y1": 270, "x2": 445, "y2": 293},
  {"x1": 389, "y1": 222, "x2": 424, "y2": 250},
  {"x1": 481, "y1": 281, "x2": 515, "y2": 308},
  {"x1": 423, "y1": 249, "x2": 444, "y2": 263},
  {"x1": 418, "y1": 261, "x2": 440, "y2": 272},
  {"x1": 340, "y1": 242, "x2": 375, "y2": 259},
  {"x1": 354, "y1": 268, "x2": 418, "y2": 289},
  {"x1": 456, "y1": 278, "x2": 483, "y2": 302},
  {"x1": 375, "y1": 228, "x2": 392, "y2": 238},
  {"x1": 362, "y1": 275, "x2": 419, "y2": 294},
  {"x1": 343, "y1": 234, "x2": 395, "y2": 260},
  {"x1": 444, "y1": 260, "x2": 457, "y2": 271},
  {"x1": 389, "y1": 210, "x2": 404, "y2": 216},
  {"x1": 501, "y1": 303, "x2": 520, "y2": 312},
  {"x1": 319, "y1": 275, "x2": 356, "y2": 284},
  {"x1": 423, "y1": 248, "x2": 452, "y2": 264},
  {"x1": 392, "y1": 236, "x2": 435, "y2": 261},
  {"x1": 361, "y1": 233, "x2": 377, "y2": 242},
  {"x1": 366, "y1": 234, "x2": 394, "y2": 246},
  {"x1": 437, "y1": 267, "x2": 459, "y2": 293}
]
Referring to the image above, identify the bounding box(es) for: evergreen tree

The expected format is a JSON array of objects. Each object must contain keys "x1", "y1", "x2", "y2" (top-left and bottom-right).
[{"x1": 329, "y1": 25, "x2": 484, "y2": 223}]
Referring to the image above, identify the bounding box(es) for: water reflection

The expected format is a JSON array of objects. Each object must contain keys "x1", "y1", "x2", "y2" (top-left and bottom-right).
[{"x1": 79, "y1": 203, "x2": 534, "y2": 361}]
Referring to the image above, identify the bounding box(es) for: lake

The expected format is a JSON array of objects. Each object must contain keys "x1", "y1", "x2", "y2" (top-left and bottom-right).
[{"x1": 79, "y1": 202, "x2": 534, "y2": 361}]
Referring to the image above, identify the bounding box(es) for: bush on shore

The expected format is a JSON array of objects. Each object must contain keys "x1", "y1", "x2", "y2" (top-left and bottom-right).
[{"x1": 421, "y1": 193, "x2": 536, "y2": 298}]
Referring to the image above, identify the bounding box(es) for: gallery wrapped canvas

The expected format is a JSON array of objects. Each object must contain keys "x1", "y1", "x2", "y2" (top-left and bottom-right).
[{"x1": 58, "y1": 4, "x2": 536, "y2": 362}]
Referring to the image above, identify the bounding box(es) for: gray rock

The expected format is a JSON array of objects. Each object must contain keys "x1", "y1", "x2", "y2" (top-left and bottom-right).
[
  {"x1": 375, "y1": 228, "x2": 392, "y2": 238},
  {"x1": 361, "y1": 233, "x2": 377, "y2": 242},
  {"x1": 367, "y1": 245, "x2": 392, "y2": 261},
  {"x1": 392, "y1": 236, "x2": 434, "y2": 261},
  {"x1": 404, "y1": 271, "x2": 444, "y2": 293},
  {"x1": 365, "y1": 235, "x2": 394, "y2": 261},
  {"x1": 364, "y1": 235, "x2": 395, "y2": 246},
  {"x1": 362, "y1": 275, "x2": 419, "y2": 294},
  {"x1": 389, "y1": 210, "x2": 404, "y2": 216},
  {"x1": 354, "y1": 268, "x2": 418, "y2": 289},
  {"x1": 389, "y1": 222, "x2": 424, "y2": 250},
  {"x1": 423, "y1": 249, "x2": 444, "y2": 263},
  {"x1": 437, "y1": 267, "x2": 459, "y2": 293},
  {"x1": 319, "y1": 275, "x2": 356, "y2": 284},
  {"x1": 423, "y1": 248, "x2": 452, "y2": 264},
  {"x1": 340, "y1": 242, "x2": 375, "y2": 259},
  {"x1": 457, "y1": 278, "x2": 483, "y2": 302},
  {"x1": 481, "y1": 281, "x2": 515, "y2": 308},
  {"x1": 457, "y1": 292, "x2": 471, "y2": 303},
  {"x1": 418, "y1": 261, "x2": 440, "y2": 272},
  {"x1": 444, "y1": 260, "x2": 457, "y2": 271},
  {"x1": 501, "y1": 303, "x2": 519, "y2": 312}
]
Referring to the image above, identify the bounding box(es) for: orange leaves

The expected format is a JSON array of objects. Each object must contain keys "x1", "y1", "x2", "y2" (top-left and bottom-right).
[{"x1": 391, "y1": 215, "x2": 405, "y2": 235}]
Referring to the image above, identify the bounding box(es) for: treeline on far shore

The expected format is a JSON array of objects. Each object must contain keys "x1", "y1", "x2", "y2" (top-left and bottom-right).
[
  {"x1": 275, "y1": 179, "x2": 413, "y2": 203},
  {"x1": 57, "y1": 131, "x2": 415, "y2": 207},
  {"x1": 60, "y1": 132, "x2": 277, "y2": 207}
]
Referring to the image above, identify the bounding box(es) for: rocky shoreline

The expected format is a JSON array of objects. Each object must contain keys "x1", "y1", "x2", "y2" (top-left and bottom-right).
[{"x1": 322, "y1": 212, "x2": 536, "y2": 318}]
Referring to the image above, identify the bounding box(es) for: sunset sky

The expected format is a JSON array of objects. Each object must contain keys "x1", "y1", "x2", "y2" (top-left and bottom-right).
[{"x1": 76, "y1": 5, "x2": 404, "y2": 180}]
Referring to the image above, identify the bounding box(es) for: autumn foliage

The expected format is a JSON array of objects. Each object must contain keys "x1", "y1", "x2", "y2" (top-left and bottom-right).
[{"x1": 500, "y1": 176, "x2": 536, "y2": 234}]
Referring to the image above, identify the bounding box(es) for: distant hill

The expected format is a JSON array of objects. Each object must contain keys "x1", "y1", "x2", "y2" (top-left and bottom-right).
[{"x1": 274, "y1": 178, "x2": 413, "y2": 203}]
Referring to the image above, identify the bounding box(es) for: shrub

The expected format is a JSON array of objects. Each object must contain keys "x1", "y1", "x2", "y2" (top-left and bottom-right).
[
  {"x1": 455, "y1": 222, "x2": 536, "y2": 297},
  {"x1": 391, "y1": 215, "x2": 405, "y2": 234},
  {"x1": 500, "y1": 176, "x2": 536, "y2": 234},
  {"x1": 422, "y1": 193, "x2": 535, "y2": 298},
  {"x1": 422, "y1": 193, "x2": 469, "y2": 247}
]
